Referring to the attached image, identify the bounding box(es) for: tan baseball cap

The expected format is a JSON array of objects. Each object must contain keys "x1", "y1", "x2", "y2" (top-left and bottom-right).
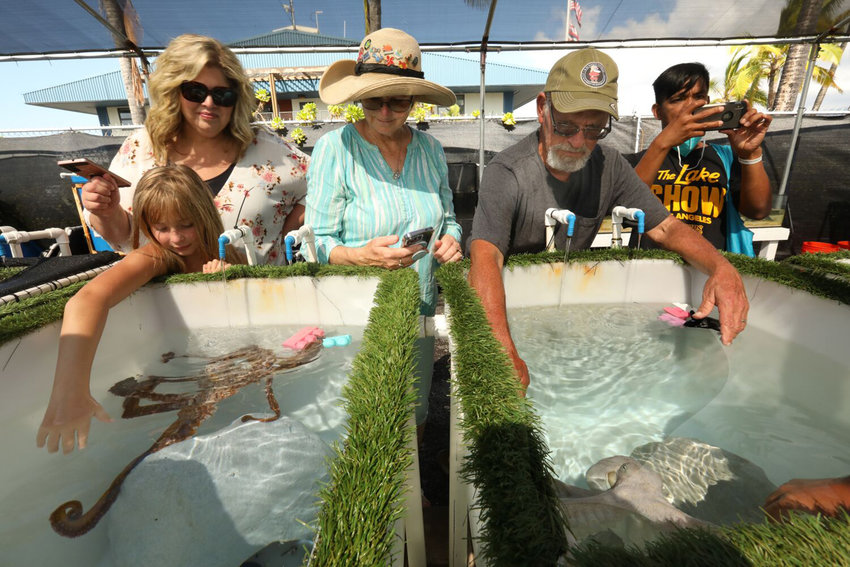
[{"x1": 545, "y1": 48, "x2": 619, "y2": 120}]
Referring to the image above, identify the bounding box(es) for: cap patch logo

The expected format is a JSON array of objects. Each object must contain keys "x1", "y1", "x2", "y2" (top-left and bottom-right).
[{"x1": 581, "y1": 62, "x2": 607, "y2": 88}]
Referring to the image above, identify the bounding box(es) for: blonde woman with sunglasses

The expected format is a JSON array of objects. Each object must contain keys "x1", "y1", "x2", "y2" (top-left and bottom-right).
[{"x1": 81, "y1": 34, "x2": 308, "y2": 265}]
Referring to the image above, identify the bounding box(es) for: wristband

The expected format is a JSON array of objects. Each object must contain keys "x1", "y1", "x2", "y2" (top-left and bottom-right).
[{"x1": 738, "y1": 154, "x2": 763, "y2": 165}]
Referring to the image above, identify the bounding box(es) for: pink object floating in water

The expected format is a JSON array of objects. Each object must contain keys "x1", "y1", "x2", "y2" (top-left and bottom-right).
[
  {"x1": 283, "y1": 326, "x2": 325, "y2": 350},
  {"x1": 663, "y1": 306, "x2": 690, "y2": 319},
  {"x1": 658, "y1": 313, "x2": 687, "y2": 327},
  {"x1": 659, "y1": 305, "x2": 691, "y2": 327}
]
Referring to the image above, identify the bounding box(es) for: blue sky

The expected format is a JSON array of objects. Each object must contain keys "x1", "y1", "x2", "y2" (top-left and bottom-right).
[{"x1": 1, "y1": 0, "x2": 848, "y2": 132}]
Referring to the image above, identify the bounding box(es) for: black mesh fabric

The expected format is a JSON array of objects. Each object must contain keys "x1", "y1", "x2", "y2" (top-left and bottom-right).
[
  {"x1": 1, "y1": 120, "x2": 848, "y2": 259},
  {"x1": 0, "y1": 252, "x2": 121, "y2": 298}
]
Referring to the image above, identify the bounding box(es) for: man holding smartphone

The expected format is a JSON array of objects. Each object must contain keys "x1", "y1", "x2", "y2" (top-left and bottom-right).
[{"x1": 626, "y1": 62, "x2": 773, "y2": 255}]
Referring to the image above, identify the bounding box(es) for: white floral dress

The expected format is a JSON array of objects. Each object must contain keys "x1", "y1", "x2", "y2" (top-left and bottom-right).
[{"x1": 94, "y1": 127, "x2": 308, "y2": 265}]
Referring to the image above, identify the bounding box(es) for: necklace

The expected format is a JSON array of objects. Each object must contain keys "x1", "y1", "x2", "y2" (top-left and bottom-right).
[
  {"x1": 389, "y1": 141, "x2": 406, "y2": 180},
  {"x1": 361, "y1": 124, "x2": 408, "y2": 181}
]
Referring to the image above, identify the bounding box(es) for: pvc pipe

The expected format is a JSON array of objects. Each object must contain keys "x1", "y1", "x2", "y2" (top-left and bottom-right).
[
  {"x1": 611, "y1": 206, "x2": 645, "y2": 248},
  {"x1": 544, "y1": 208, "x2": 576, "y2": 252},
  {"x1": 284, "y1": 225, "x2": 318, "y2": 264},
  {"x1": 217, "y1": 226, "x2": 257, "y2": 266},
  {"x1": 0, "y1": 227, "x2": 71, "y2": 258}
]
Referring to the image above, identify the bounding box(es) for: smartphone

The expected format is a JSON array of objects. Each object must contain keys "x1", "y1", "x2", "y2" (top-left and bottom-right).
[
  {"x1": 402, "y1": 227, "x2": 434, "y2": 249},
  {"x1": 693, "y1": 101, "x2": 746, "y2": 130},
  {"x1": 57, "y1": 158, "x2": 131, "y2": 187}
]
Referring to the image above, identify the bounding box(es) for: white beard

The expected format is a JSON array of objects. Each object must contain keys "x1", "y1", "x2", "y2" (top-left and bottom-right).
[{"x1": 547, "y1": 143, "x2": 592, "y2": 173}]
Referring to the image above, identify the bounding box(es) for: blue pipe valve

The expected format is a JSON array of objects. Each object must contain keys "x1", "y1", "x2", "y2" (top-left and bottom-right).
[
  {"x1": 634, "y1": 210, "x2": 645, "y2": 234},
  {"x1": 284, "y1": 235, "x2": 296, "y2": 264}
]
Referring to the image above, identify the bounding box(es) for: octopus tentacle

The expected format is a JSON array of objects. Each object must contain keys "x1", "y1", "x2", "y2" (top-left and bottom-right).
[
  {"x1": 50, "y1": 449, "x2": 153, "y2": 537},
  {"x1": 50, "y1": 343, "x2": 324, "y2": 537}
]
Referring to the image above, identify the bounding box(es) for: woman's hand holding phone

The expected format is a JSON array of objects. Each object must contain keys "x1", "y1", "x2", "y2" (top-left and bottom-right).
[{"x1": 80, "y1": 175, "x2": 122, "y2": 215}]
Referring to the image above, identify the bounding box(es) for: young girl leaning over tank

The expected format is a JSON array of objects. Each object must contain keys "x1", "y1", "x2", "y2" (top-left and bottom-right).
[{"x1": 37, "y1": 164, "x2": 245, "y2": 455}]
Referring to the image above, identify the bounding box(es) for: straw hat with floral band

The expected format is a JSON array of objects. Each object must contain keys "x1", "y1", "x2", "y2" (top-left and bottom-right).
[{"x1": 319, "y1": 28, "x2": 456, "y2": 107}]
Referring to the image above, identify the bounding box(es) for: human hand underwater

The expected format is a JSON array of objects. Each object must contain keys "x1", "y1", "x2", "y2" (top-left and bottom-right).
[
  {"x1": 764, "y1": 477, "x2": 850, "y2": 521},
  {"x1": 37, "y1": 392, "x2": 112, "y2": 454},
  {"x1": 691, "y1": 264, "x2": 749, "y2": 345}
]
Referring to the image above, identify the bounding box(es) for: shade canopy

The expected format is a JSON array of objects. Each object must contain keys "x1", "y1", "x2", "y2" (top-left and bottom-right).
[{"x1": 2, "y1": 0, "x2": 847, "y2": 60}]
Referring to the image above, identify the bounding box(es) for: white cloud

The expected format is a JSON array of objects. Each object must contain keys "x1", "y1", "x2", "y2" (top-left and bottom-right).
[{"x1": 604, "y1": 0, "x2": 781, "y2": 40}]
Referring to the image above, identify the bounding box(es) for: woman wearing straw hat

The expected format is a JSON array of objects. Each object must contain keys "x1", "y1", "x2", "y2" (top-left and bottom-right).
[{"x1": 306, "y1": 28, "x2": 463, "y2": 429}]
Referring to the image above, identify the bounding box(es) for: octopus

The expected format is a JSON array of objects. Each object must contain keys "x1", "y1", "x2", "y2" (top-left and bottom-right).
[{"x1": 49, "y1": 341, "x2": 322, "y2": 538}]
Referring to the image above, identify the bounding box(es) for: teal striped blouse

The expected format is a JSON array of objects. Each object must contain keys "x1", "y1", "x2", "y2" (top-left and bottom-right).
[{"x1": 306, "y1": 124, "x2": 462, "y2": 315}]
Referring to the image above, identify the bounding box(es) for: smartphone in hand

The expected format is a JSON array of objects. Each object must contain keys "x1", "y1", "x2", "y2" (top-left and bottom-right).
[
  {"x1": 693, "y1": 101, "x2": 746, "y2": 131},
  {"x1": 58, "y1": 158, "x2": 131, "y2": 187},
  {"x1": 402, "y1": 227, "x2": 434, "y2": 249}
]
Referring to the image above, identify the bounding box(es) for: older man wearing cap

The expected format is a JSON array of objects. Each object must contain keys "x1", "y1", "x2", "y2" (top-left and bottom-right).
[{"x1": 468, "y1": 48, "x2": 750, "y2": 389}]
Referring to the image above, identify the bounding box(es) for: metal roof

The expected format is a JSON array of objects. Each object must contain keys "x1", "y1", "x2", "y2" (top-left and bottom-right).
[
  {"x1": 23, "y1": 51, "x2": 547, "y2": 109},
  {"x1": 230, "y1": 28, "x2": 358, "y2": 48}
]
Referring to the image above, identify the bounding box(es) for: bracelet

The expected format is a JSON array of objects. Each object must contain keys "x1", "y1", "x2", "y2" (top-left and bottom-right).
[{"x1": 738, "y1": 154, "x2": 763, "y2": 165}]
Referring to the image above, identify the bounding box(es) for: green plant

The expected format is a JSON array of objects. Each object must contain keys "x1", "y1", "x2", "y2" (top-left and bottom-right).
[
  {"x1": 269, "y1": 116, "x2": 287, "y2": 133},
  {"x1": 343, "y1": 104, "x2": 365, "y2": 123},
  {"x1": 290, "y1": 127, "x2": 307, "y2": 147},
  {"x1": 501, "y1": 112, "x2": 517, "y2": 126},
  {"x1": 472, "y1": 109, "x2": 480, "y2": 118},
  {"x1": 448, "y1": 104, "x2": 461, "y2": 117},
  {"x1": 254, "y1": 88, "x2": 271, "y2": 104},
  {"x1": 411, "y1": 104, "x2": 430, "y2": 124},
  {"x1": 327, "y1": 104, "x2": 344, "y2": 119},
  {"x1": 296, "y1": 102, "x2": 317, "y2": 123}
]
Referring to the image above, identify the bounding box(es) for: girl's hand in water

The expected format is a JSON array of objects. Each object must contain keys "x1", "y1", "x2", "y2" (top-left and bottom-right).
[
  {"x1": 37, "y1": 392, "x2": 112, "y2": 454},
  {"x1": 203, "y1": 259, "x2": 231, "y2": 273}
]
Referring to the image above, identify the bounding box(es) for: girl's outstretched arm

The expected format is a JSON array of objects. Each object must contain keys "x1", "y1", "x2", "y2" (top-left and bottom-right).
[{"x1": 37, "y1": 248, "x2": 165, "y2": 454}]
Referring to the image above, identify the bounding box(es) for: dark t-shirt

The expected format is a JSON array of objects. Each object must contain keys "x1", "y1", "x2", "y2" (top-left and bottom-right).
[
  {"x1": 470, "y1": 130, "x2": 670, "y2": 257},
  {"x1": 206, "y1": 162, "x2": 237, "y2": 196},
  {"x1": 624, "y1": 144, "x2": 742, "y2": 250}
]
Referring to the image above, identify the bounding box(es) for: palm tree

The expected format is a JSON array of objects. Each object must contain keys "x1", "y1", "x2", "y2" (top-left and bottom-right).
[
  {"x1": 812, "y1": 18, "x2": 850, "y2": 109},
  {"x1": 715, "y1": 47, "x2": 769, "y2": 106},
  {"x1": 773, "y1": 0, "x2": 847, "y2": 110},
  {"x1": 774, "y1": 0, "x2": 822, "y2": 110},
  {"x1": 102, "y1": 0, "x2": 146, "y2": 125},
  {"x1": 363, "y1": 0, "x2": 381, "y2": 34}
]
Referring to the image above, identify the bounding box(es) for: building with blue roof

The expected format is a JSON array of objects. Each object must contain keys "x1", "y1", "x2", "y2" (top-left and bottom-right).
[{"x1": 23, "y1": 28, "x2": 548, "y2": 128}]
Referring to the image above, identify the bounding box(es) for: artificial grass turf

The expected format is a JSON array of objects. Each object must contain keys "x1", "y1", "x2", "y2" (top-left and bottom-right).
[
  {"x1": 437, "y1": 261, "x2": 569, "y2": 566},
  {"x1": 308, "y1": 268, "x2": 421, "y2": 566},
  {"x1": 568, "y1": 511, "x2": 850, "y2": 566}
]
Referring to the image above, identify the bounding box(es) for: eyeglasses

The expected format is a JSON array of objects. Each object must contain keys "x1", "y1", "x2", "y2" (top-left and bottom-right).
[
  {"x1": 548, "y1": 103, "x2": 611, "y2": 140},
  {"x1": 361, "y1": 97, "x2": 414, "y2": 112},
  {"x1": 180, "y1": 81, "x2": 238, "y2": 107}
]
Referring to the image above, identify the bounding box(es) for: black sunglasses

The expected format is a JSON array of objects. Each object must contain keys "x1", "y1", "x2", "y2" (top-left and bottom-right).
[
  {"x1": 361, "y1": 97, "x2": 414, "y2": 112},
  {"x1": 179, "y1": 81, "x2": 238, "y2": 107}
]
